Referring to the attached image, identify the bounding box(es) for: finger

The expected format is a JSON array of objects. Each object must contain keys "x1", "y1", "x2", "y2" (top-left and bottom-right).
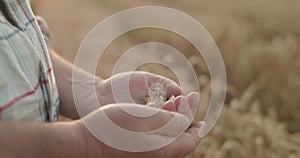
[
  {"x1": 176, "y1": 97, "x2": 194, "y2": 121},
  {"x1": 174, "y1": 95, "x2": 184, "y2": 111},
  {"x1": 162, "y1": 121, "x2": 206, "y2": 158},
  {"x1": 129, "y1": 73, "x2": 150, "y2": 104},
  {"x1": 186, "y1": 121, "x2": 206, "y2": 144},
  {"x1": 147, "y1": 100, "x2": 176, "y2": 112},
  {"x1": 161, "y1": 100, "x2": 177, "y2": 112},
  {"x1": 186, "y1": 92, "x2": 200, "y2": 116},
  {"x1": 152, "y1": 110, "x2": 190, "y2": 137},
  {"x1": 174, "y1": 92, "x2": 199, "y2": 116},
  {"x1": 165, "y1": 81, "x2": 182, "y2": 98}
]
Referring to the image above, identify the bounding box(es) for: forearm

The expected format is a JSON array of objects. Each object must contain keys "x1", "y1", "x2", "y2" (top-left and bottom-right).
[
  {"x1": 0, "y1": 121, "x2": 83, "y2": 158},
  {"x1": 50, "y1": 49, "x2": 103, "y2": 119}
]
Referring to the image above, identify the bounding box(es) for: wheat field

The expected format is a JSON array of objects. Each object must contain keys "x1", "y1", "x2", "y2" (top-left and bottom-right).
[{"x1": 32, "y1": 0, "x2": 300, "y2": 157}]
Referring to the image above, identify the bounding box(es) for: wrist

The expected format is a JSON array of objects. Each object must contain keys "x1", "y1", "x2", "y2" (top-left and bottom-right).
[
  {"x1": 72, "y1": 120, "x2": 105, "y2": 158},
  {"x1": 50, "y1": 122, "x2": 84, "y2": 158},
  {"x1": 68, "y1": 121, "x2": 87, "y2": 158}
]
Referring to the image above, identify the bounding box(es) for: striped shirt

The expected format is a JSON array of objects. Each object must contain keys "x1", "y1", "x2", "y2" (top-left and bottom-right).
[{"x1": 0, "y1": 0, "x2": 59, "y2": 122}]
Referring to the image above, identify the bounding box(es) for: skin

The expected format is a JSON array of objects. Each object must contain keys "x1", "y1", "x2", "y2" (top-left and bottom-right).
[{"x1": 0, "y1": 49, "x2": 205, "y2": 158}]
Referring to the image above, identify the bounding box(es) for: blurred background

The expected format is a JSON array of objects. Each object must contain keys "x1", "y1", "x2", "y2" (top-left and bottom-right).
[{"x1": 31, "y1": 0, "x2": 300, "y2": 157}]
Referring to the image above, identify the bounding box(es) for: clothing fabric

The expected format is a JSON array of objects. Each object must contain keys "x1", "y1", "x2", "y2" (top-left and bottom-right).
[{"x1": 0, "y1": 0, "x2": 59, "y2": 122}]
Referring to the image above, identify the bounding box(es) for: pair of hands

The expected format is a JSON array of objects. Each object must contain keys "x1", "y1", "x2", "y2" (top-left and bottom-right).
[{"x1": 74, "y1": 71, "x2": 205, "y2": 158}]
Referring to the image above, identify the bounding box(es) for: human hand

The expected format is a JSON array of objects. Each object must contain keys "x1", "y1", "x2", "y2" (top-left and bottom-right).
[{"x1": 74, "y1": 92, "x2": 204, "y2": 158}]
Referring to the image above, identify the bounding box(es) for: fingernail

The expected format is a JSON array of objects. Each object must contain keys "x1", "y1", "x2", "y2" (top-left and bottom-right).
[{"x1": 198, "y1": 121, "x2": 207, "y2": 138}]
